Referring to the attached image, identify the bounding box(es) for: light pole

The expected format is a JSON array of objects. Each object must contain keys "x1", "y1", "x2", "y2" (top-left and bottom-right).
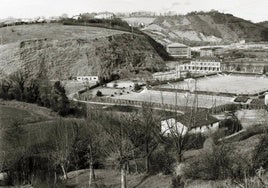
[{"x1": 129, "y1": 24, "x2": 134, "y2": 38}]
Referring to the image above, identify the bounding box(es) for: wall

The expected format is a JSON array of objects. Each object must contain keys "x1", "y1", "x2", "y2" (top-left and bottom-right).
[
  {"x1": 188, "y1": 122, "x2": 219, "y2": 135},
  {"x1": 161, "y1": 118, "x2": 188, "y2": 136}
]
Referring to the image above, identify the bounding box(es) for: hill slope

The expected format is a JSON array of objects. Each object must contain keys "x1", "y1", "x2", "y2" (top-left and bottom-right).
[
  {"x1": 141, "y1": 11, "x2": 268, "y2": 46},
  {"x1": 258, "y1": 21, "x2": 268, "y2": 28},
  {"x1": 0, "y1": 23, "x2": 165, "y2": 80}
]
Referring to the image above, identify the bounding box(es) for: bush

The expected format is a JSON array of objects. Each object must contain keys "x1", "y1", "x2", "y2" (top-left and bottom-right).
[
  {"x1": 253, "y1": 134, "x2": 268, "y2": 169},
  {"x1": 150, "y1": 149, "x2": 175, "y2": 175},
  {"x1": 184, "y1": 144, "x2": 252, "y2": 180},
  {"x1": 96, "y1": 90, "x2": 103, "y2": 97},
  {"x1": 134, "y1": 83, "x2": 141, "y2": 91}
]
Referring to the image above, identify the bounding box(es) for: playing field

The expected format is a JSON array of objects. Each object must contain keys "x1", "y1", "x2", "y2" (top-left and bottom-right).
[
  {"x1": 161, "y1": 74, "x2": 268, "y2": 95},
  {"x1": 114, "y1": 89, "x2": 233, "y2": 108}
]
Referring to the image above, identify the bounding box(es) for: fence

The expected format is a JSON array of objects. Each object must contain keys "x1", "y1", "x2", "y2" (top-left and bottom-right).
[
  {"x1": 77, "y1": 93, "x2": 267, "y2": 114},
  {"x1": 77, "y1": 94, "x2": 202, "y2": 112}
]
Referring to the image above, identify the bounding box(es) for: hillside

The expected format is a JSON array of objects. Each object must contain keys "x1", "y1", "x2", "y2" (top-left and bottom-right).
[
  {"x1": 0, "y1": 23, "x2": 165, "y2": 80},
  {"x1": 258, "y1": 21, "x2": 268, "y2": 28},
  {"x1": 139, "y1": 11, "x2": 268, "y2": 46}
]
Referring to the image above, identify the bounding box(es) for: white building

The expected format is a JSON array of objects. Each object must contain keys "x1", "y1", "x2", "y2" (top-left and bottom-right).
[
  {"x1": 166, "y1": 43, "x2": 191, "y2": 58},
  {"x1": 265, "y1": 92, "x2": 268, "y2": 105},
  {"x1": 161, "y1": 111, "x2": 220, "y2": 136},
  {"x1": 74, "y1": 76, "x2": 99, "y2": 83},
  {"x1": 200, "y1": 48, "x2": 214, "y2": 57},
  {"x1": 94, "y1": 12, "x2": 115, "y2": 20},
  {"x1": 177, "y1": 57, "x2": 221, "y2": 73}
]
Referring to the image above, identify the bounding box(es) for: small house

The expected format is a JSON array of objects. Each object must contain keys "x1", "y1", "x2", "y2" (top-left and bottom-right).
[
  {"x1": 166, "y1": 43, "x2": 191, "y2": 59},
  {"x1": 75, "y1": 76, "x2": 99, "y2": 83},
  {"x1": 94, "y1": 12, "x2": 115, "y2": 20},
  {"x1": 161, "y1": 111, "x2": 220, "y2": 136}
]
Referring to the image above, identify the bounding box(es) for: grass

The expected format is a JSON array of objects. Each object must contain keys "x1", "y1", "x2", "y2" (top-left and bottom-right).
[
  {"x1": 0, "y1": 105, "x2": 48, "y2": 127},
  {"x1": 66, "y1": 169, "x2": 173, "y2": 188},
  {"x1": 0, "y1": 23, "x2": 126, "y2": 45}
]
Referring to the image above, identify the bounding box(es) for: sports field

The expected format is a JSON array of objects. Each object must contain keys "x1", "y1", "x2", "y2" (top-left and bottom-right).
[
  {"x1": 161, "y1": 74, "x2": 268, "y2": 95},
  {"x1": 114, "y1": 89, "x2": 233, "y2": 108}
]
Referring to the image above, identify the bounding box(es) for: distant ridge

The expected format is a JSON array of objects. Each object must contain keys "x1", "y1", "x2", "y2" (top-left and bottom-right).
[{"x1": 123, "y1": 11, "x2": 268, "y2": 46}]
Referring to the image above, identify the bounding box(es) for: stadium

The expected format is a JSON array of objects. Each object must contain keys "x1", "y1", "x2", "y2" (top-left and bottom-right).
[{"x1": 160, "y1": 74, "x2": 268, "y2": 96}]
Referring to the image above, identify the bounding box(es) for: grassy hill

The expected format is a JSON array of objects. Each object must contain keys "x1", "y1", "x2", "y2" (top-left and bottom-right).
[
  {"x1": 0, "y1": 23, "x2": 165, "y2": 81},
  {"x1": 140, "y1": 11, "x2": 268, "y2": 46},
  {"x1": 258, "y1": 21, "x2": 268, "y2": 28}
]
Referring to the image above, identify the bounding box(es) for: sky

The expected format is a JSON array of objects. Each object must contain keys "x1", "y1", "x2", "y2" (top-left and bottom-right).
[{"x1": 0, "y1": 0, "x2": 267, "y2": 22}]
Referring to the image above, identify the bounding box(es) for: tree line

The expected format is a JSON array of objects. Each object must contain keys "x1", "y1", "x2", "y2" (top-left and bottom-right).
[{"x1": 0, "y1": 72, "x2": 84, "y2": 116}]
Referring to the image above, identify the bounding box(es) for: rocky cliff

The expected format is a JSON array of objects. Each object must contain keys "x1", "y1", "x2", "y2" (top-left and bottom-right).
[
  {"x1": 140, "y1": 11, "x2": 268, "y2": 46},
  {"x1": 0, "y1": 24, "x2": 165, "y2": 80}
]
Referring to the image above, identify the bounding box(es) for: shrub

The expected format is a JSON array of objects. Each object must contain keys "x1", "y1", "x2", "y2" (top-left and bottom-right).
[
  {"x1": 253, "y1": 134, "x2": 268, "y2": 169},
  {"x1": 134, "y1": 83, "x2": 141, "y2": 91},
  {"x1": 96, "y1": 90, "x2": 103, "y2": 97},
  {"x1": 184, "y1": 144, "x2": 252, "y2": 180},
  {"x1": 150, "y1": 149, "x2": 175, "y2": 175}
]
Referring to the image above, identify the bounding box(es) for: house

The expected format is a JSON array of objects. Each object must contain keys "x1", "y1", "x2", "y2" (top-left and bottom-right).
[
  {"x1": 94, "y1": 12, "x2": 115, "y2": 20},
  {"x1": 166, "y1": 43, "x2": 191, "y2": 59},
  {"x1": 200, "y1": 47, "x2": 224, "y2": 57},
  {"x1": 177, "y1": 57, "x2": 221, "y2": 73},
  {"x1": 161, "y1": 111, "x2": 220, "y2": 136},
  {"x1": 74, "y1": 76, "x2": 99, "y2": 83}
]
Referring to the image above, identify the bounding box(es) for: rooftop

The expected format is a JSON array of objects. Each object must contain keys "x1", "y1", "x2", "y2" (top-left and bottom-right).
[
  {"x1": 194, "y1": 56, "x2": 220, "y2": 62},
  {"x1": 163, "y1": 110, "x2": 219, "y2": 129}
]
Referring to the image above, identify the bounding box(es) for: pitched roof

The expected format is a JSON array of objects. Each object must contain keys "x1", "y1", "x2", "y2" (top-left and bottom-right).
[{"x1": 163, "y1": 110, "x2": 219, "y2": 129}]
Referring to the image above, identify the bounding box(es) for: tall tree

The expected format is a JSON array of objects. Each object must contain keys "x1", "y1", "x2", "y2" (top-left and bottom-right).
[{"x1": 97, "y1": 112, "x2": 136, "y2": 188}]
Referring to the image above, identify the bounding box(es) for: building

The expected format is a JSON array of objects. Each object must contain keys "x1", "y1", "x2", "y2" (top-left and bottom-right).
[
  {"x1": 94, "y1": 12, "x2": 115, "y2": 20},
  {"x1": 199, "y1": 47, "x2": 224, "y2": 57},
  {"x1": 221, "y1": 61, "x2": 265, "y2": 73},
  {"x1": 177, "y1": 57, "x2": 221, "y2": 73},
  {"x1": 161, "y1": 111, "x2": 220, "y2": 136},
  {"x1": 166, "y1": 43, "x2": 191, "y2": 58},
  {"x1": 152, "y1": 70, "x2": 182, "y2": 81},
  {"x1": 200, "y1": 48, "x2": 214, "y2": 57},
  {"x1": 74, "y1": 76, "x2": 99, "y2": 83}
]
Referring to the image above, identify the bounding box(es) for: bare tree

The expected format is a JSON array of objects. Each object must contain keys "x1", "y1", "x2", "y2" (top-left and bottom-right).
[
  {"x1": 159, "y1": 80, "x2": 199, "y2": 163},
  {"x1": 97, "y1": 111, "x2": 137, "y2": 188},
  {"x1": 49, "y1": 119, "x2": 76, "y2": 180}
]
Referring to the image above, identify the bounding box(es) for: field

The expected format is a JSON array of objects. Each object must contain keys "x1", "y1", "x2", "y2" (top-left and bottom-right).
[
  {"x1": 66, "y1": 169, "x2": 172, "y2": 188},
  {"x1": 160, "y1": 74, "x2": 268, "y2": 95},
  {"x1": 0, "y1": 23, "x2": 126, "y2": 44},
  {"x1": 113, "y1": 89, "x2": 233, "y2": 108}
]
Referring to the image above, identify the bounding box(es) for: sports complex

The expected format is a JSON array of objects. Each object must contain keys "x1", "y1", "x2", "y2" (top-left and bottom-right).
[
  {"x1": 160, "y1": 74, "x2": 268, "y2": 96},
  {"x1": 112, "y1": 73, "x2": 268, "y2": 109}
]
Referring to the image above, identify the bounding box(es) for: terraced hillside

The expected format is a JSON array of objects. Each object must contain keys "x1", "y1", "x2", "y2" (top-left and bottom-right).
[
  {"x1": 0, "y1": 23, "x2": 165, "y2": 80},
  {"x1": 140, "y1": 11, "x2": 268, "y2": 46}
]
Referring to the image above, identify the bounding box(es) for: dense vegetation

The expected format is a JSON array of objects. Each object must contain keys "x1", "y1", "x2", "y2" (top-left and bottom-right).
[{"x1": 0, "y1": 72, "x2": 85, "y2": 117}]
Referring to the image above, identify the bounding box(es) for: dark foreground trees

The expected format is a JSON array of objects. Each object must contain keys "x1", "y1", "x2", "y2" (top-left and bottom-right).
[{"x1": 0, "y1": 72, "x2": 76, "y2": 116}]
